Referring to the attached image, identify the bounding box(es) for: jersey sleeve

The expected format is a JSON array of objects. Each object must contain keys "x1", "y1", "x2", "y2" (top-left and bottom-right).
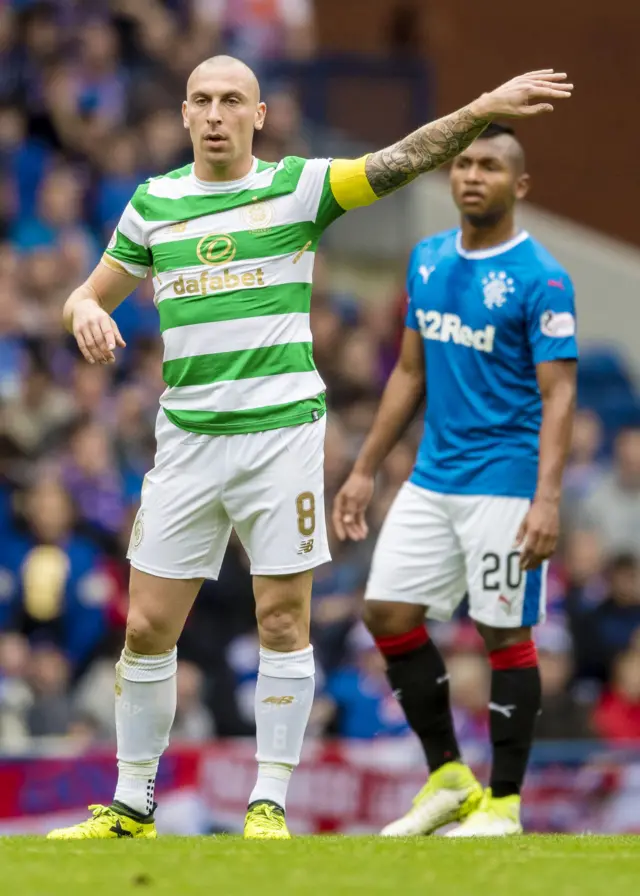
[
  {"x1": 294, "y1": 155, "x2": 379, "y2": 232},
  {"x1": 526, "y1": 272, "x2": 578, "y2": 364},
  {"x1": 404, "y1": 245, "x2": 421, "y2": 331},
  {"x1": 102, "y1": 185, "x2": 151, "y2": 279}
]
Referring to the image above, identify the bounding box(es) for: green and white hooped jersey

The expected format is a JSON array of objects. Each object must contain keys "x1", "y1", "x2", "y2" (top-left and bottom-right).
[{"x1": 104, "y1": 155, "x2": 377, "y2": 435}]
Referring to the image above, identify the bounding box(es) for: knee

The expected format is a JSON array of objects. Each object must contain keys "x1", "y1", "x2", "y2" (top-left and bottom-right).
[
  {"x1": 256, "y1": 597, "x2": 305, "y2": 652},
  {"x1": 362, "y1": 601, "x2": 425, "y2": 639},
  {"x1": 126, "y1": 606, "x2": 177, "y2": 655}
]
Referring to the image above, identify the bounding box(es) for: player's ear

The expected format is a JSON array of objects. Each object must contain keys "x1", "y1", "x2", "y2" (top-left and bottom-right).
[
  {"x1": 181, "y1": 100, "x2": 189, "y2": 130},
  {"x1": 515, "y1": 172, "x2": 530, "y2": 201},
  {"x1": 254, "y1": 102, "x2": 267, "y2": 132}
]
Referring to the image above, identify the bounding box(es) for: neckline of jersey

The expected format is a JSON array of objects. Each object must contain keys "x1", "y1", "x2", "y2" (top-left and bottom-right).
[
  {"x1": 455, "y1": 229, "x2": 530, "y2": 260},
  {"x1": 189, "y1": 157, "x2": 259, "y2": 192}
]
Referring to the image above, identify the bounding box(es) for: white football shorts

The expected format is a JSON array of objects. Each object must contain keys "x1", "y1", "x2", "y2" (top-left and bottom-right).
[
  {"x1": 365, "y1": 481, "x2": 547, "y2": 628},
  {"x1": 128, "y1": 409, "x2": 330, "y2": 580}
]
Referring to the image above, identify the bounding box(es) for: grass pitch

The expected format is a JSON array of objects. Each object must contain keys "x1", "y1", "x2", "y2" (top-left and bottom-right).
[{"x1": 2, "y1": 835, "x2": 639, "y2": 896}]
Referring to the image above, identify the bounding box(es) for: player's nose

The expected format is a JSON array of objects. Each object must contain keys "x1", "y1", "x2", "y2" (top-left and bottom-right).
[
  {"x1": 464, "y1": 166, "x2": 483, "y2": 183},
  {"x1": 206, "y1": 102, "x2": 223, "y2": 123}
]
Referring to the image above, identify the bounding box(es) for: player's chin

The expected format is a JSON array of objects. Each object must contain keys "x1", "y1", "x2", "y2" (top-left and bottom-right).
[
  {"x1": 202, "y1": 141, "x2": 233, "y2": 160},
  {"x1": 458, "y1": 196, "x2": 489, "y2": 215}
]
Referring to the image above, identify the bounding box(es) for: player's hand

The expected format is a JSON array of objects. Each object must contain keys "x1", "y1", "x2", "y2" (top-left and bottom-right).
[
  {"x1": 515, "y1": 497, "x2": 560, "y2": 571},
  {"x1": 471, "y1": 70, "x2": 573, "y2": 119},
  {"x1": 72, "y1": 298, "x2": 126, "y2": 364},
  {"x1": 332, "y1": 471, "x2": 375, "y2": 542}
]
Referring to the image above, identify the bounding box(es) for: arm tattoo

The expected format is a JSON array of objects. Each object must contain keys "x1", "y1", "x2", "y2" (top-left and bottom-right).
[{"x1": 365, "y1": 107, "x2": 490, "y2": 198}]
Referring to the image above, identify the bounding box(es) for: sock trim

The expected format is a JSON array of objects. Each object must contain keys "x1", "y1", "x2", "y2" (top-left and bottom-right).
[
  {"x1": 375, "y1": 626, "x2": 428, "y2": 657},
  {"x1": 489, "y1": 640, "x2": 537, "y2": 670},
  {"x1": 258, "y1": 645, "x2": 314, "y2": 679},
  {"x1": 117, "y1": 646, "x2": 178, "y2": 682}
]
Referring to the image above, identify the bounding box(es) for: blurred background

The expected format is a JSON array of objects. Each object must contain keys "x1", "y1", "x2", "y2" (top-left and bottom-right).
[{"x1": 1, "y1": 0, "x2": 640, "y2": 835}]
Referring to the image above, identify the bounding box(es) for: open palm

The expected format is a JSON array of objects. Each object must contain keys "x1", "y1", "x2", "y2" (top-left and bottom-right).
[{"x1": 477, "y1": 70, "x2": 573, "y2": 119}]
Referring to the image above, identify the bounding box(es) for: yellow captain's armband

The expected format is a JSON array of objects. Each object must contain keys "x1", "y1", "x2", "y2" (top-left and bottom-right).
[{"x1": 329, "y1": 156, "x2": 378, "y2": 211}]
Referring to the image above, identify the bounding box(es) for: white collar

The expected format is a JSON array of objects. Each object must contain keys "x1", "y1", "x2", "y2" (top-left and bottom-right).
[
  {"x1": 190, "y1": 157, "x2": 258, "y2": 193},
  {"x1": 455, "y1": 229, "x2": 529, "y2": 260}
]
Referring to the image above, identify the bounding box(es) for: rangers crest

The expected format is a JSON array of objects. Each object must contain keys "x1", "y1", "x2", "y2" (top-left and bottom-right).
[{"x1": 482, "y1": 271, "x2": 515, "y2": 309}]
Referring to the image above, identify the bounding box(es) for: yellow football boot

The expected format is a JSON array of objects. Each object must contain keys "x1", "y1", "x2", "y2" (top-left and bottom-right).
[
  {"x1": 47, "y1": 804, "x2": 157, "y2": 840},
  {"x1": 445, "y1": 788, "x2": 523, "y2": 837},
  {"x1": 380, "y1": 761, "x2": 483, "y2": 836},
  {"x1": 244, "y1": 801, "x2": 291, "y2": 840}
]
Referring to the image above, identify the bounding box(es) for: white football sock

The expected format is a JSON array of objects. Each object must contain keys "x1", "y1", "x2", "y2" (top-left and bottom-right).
[
  {"x1": 249, "y1": 645, "x2": 315, "y2": 811},
  {"x1": 249, "y1": 762, "x2": 293, "y2": 810},
  {"x1": 113, "y1": 646, "x2": 177, "y2": 817}
]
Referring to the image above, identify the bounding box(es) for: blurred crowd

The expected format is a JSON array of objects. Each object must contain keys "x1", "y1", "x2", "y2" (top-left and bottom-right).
[{"x1": 2, "y1": 0, "x2": 640, "y2": 754}]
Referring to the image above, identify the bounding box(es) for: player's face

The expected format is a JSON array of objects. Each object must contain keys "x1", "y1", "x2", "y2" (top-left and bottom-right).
[
  {"x1": 449, "y1": 138, "x2": 529, "y2": 222},
  {"x1": 182, "y1": 65, "x2": 266, "y2": 172}
]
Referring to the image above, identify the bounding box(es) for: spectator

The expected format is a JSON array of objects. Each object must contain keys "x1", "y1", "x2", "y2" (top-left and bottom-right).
[
  {"x1": 192, "y1": 0, "x2": 316, "y2": 77},
  {"x1": 593, "y1": 648, "x2": 640, "y2": 742},
  {"x1": 68, "y1": 358, "x2": 114, "y2": 422},
  {"x1": 254, "y1": 86, "x2": 310, "y2": 160},
  {"x1": 26, "y1": 643, "x2": 73, "y2": 738},
  {"x1": 0, "y1": 281, "x2": 28, "y2": 399},
  {"x1": 137, "y1": 108, "x2": 190, "y2": 177},
  {"x1": 562, "y1": 408, "x2": 606, "y2": 517},
  {"x1": 0, "y1": 633, "x2": 33, "y2": 750},
  {"x1": 318, "y1": 623, "x2": 409, "y2": 739},
  {"x1": 447, "y1": 649, "x2": 490, "y2": 744},
  {"x1": 75, "y1": 19, "x2": 127, "y2": 128},
  {"x1": 573, "y1": 426, "x2": 640, "y2": 556},
  {"x1": 6, "y1": 474, "x2": 116, "y2": 674},
  {"x1": 61, "y1": 419, "x2": 126, "y2": 539},
  {"x1": 173, "y1": 661, "x2": 215, "y2": 741},
  {"x1": 0, "y1": 103, "x2": 50, "y2": 220},
  {"x1": 535, "y1": 625, "x2": 593, "y2": 741},
  {"x1": 1, "y1": 355, "x2": 74, "y2": 458},
  {"x1": 93, "y1": 130, "x2": 142, "y2": 238},
  {"x1": 571, "y1": 553, "x2": 640, "y2": 685}
]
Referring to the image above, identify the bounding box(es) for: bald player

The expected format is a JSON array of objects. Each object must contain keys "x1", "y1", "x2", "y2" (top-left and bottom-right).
[
  {"x1": 47, "y1": 58, "x2": 572, "y2": 840},
  {"x1": 333, "y1": 123, "x2": 578, "y2": 837}
]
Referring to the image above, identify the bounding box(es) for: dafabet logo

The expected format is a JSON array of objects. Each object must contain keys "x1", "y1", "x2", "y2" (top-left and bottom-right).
[{"x1": 171, "y1": 232, "x2": 266, "y2": 296}]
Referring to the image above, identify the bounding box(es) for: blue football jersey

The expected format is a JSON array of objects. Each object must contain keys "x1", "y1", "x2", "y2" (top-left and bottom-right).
[{"x1": 406, "y1": 228, "x2": 578, "y2": 498}]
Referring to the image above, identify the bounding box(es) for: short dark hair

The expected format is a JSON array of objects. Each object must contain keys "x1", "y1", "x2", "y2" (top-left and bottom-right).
[
  {"x1": 479, "y1": 122, "x2": 516, "y2": 140},
  {"x1": 475, "y1": 122, "x2": 525, "y2": 174}
]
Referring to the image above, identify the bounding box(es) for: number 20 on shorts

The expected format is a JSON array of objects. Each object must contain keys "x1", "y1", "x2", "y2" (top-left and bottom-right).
[{"x1": 296, "y1": 491, "x2": 316, "y2": 536}]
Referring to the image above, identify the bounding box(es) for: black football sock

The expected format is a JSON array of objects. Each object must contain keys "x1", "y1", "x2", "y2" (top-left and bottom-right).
[
  {"x1": 376, "y1": 626, "x2": 461, "y2": 773},
  {"x1": 488, "y1": 641, "x2": 541, "y2": 799}
]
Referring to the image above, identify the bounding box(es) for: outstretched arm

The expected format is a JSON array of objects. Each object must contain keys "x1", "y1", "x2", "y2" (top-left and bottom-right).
[{"x1": 363, "y1": 69, "x2": 573, "y2": 199}]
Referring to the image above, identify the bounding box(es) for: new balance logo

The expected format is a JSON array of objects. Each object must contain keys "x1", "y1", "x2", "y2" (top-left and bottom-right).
[
  {"x1": 297, "y1": 539, "x2": 314, "y2": 555},
  {"x1": 262, "y1": 696, "x2": 295, "y2": 706},
  {"x1": 489, "y1": 702, "x2": 517, "y2": 719}
]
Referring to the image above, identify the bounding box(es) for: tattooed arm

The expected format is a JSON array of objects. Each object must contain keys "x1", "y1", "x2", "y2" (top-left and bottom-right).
[
  {"x1": 359, "y1": 70, "x2": 573, "y2": 200},
  {"x1": 365, "y1": 106, "x2": 490, "y2": 198}
]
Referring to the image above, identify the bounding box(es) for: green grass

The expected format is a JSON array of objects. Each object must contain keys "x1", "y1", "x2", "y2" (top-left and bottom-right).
[{"x1": 2, "y1": 835, "x2": 640, "y2": 896}]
